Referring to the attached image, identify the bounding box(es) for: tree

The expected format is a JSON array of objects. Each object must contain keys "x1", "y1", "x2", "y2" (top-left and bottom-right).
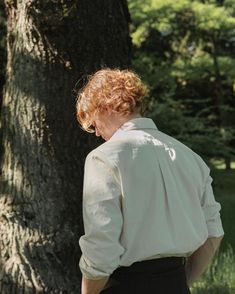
[
  {"x1": 0, "y1": 0, "x2": 131, "y2": 293},
  {"x1": 129, "y1": 0, "x2": 235, "y2": 165},
  {"x1": 0, "y1": 0, "x2": 6, "y2": 159},
  {"x1": 0, "y1": 0, "x2": 6, "y2": 91}
]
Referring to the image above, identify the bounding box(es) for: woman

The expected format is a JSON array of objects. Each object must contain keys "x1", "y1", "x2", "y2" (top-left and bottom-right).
[{"x1": 76, "y1": 68, "x2": 224, "y2": 294}]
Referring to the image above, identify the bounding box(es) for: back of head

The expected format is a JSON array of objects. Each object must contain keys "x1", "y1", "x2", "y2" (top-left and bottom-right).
[{"x1": 76, "y1": 68, "x2": 148, "y2": 133}]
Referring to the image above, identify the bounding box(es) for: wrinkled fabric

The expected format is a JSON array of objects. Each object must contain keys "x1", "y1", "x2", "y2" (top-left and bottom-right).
[{"x1": 79, "y1": 117, "x2": 224, "y2": 279}]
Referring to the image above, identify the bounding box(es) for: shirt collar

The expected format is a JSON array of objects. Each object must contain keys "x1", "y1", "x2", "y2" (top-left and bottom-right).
[{"x1": 110, "y1": 117, "x2": 158, "y2": 140}]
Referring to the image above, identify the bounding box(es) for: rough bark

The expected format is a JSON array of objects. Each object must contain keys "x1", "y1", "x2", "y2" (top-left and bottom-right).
[
  {"x1": 0, "y1": 1, "x2": 6, "y2": 162},
  {"x1": 0, "y1": 0, "x2": 131, "y2": 293}
]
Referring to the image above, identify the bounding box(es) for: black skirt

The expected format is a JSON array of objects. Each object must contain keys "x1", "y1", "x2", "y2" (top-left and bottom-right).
[{"x1": 100, "y1": 257, "x2": 191, "y2": 294}]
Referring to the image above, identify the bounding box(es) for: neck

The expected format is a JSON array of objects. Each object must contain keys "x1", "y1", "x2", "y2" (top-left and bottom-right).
[{"x1": 115, "y1": 112, "x2": 142, "y2": 131}]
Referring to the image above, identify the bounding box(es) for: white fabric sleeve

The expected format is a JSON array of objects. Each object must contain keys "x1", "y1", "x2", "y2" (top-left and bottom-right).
[
  {"x1": 79, "y1": 151, "x2": 125, "y2": 280},
  {"x1": 201, "y1": 173, "x2": 224, "y2": 238}
]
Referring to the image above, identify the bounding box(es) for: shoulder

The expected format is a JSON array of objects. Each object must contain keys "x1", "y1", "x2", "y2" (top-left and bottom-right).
[
  {"x1": 154, "y1": 130, "x2": 211, "y2": 174},
  {"x1": 86, "y1": 136, "x2": 138, "y2": 167},
  {"x1": 85, "y1": 141, "x2": 120, "y2": 170}
]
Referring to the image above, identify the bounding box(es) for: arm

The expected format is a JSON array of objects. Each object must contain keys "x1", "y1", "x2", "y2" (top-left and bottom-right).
[
  {"x1": 81, "y1": 276, "x2": 109, "y2": 294},
  {"x1": 185, "y1": 235, "x2": 223, "y2": 286},
  {"x1": 79, "y1": 151, "x2": 124, "y2": 294},
  {"x1": 185, "y1": 170, "x2": 224, "y2": 286}
]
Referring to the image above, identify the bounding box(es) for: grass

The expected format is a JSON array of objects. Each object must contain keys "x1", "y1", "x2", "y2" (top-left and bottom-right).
[
  {"x1": 190, "y1": 161, "x2": 235, "y2": 293},
  {"x1": 211, "y1": 168, "x2": 235, "y2": 252},
  {"x1": 191, "y1": 244, "x2": 235, "y2": 293}
]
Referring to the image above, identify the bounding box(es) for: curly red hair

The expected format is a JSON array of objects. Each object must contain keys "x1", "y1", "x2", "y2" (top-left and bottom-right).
[{"x1": 76, "y1": 68, "x2": 147, "y2": 133}]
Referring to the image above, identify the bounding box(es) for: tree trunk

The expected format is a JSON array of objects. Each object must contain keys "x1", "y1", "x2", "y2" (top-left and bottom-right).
[
  {"x1": 225, "y1": 157, "x2": 231, "y2": 171},
  {"x1": 0, "y1": 1, "x2": 6, "y2": 163},
  {"x1": 0, "y1": 1, "x2": 131, "y2": 293}
]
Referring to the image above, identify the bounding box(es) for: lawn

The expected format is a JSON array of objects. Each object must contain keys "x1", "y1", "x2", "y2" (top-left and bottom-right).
[
  {"x1": 212, "y1": 168, "x2": 235, "y2": 252},
  {"x1": 191, "y1": 165, "x2": 235, "y2": 293}
]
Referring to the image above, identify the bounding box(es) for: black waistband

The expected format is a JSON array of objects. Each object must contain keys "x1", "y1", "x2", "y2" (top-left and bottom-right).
[{"x1": 110, "y1": 257, "x2": 186, "y2": 280}]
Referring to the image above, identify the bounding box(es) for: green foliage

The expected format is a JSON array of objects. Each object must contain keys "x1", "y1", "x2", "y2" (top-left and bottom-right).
[{"x1": 129, "y1": 0, "x2": 235, "y2": 160}]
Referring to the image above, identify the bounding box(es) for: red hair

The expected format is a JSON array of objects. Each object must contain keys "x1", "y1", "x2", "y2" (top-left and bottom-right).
[{"x1": 76, "y1": 68, "x2": 147, "y2": 133}]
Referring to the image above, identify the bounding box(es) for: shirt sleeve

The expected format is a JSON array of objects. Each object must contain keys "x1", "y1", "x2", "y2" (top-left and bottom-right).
[
  {"x1": 201, "y1": 172, "x2": 224, "y2": 238},
  {"x1": 79, "y1": 150, "x2": 125, "y2": 280}
]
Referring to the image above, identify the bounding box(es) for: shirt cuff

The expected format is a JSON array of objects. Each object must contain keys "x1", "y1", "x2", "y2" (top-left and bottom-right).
[
  {"x1": 206, "y1": 218, "x2": 225, "y2": 238},
  {"x1": 202, "y1": 202, "x2": 224, "y2": 238},
  {"x1": 79, "y1": 255, "x2": 111, "y2": 280}
]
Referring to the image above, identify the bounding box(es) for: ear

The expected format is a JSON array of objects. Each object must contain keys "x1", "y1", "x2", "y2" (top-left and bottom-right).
[{"x1": 105, "y1": 105, "x2": 113, "y2": 115}]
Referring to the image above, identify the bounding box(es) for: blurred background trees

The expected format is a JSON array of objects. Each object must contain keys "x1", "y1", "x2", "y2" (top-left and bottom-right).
[{"x1": 129, "y1": 0, "x2": 235, "y2": 168}]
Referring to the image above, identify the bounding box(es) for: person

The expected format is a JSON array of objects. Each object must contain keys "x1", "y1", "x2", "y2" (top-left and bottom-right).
[{"x1": 76, "y1": 68, "x2": 224, "y2": 294}]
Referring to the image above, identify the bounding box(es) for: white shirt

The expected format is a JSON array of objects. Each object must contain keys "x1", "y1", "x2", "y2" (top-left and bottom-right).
[{"x1": 79, "y1": 117, "x2": 224, "y2": 279}]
